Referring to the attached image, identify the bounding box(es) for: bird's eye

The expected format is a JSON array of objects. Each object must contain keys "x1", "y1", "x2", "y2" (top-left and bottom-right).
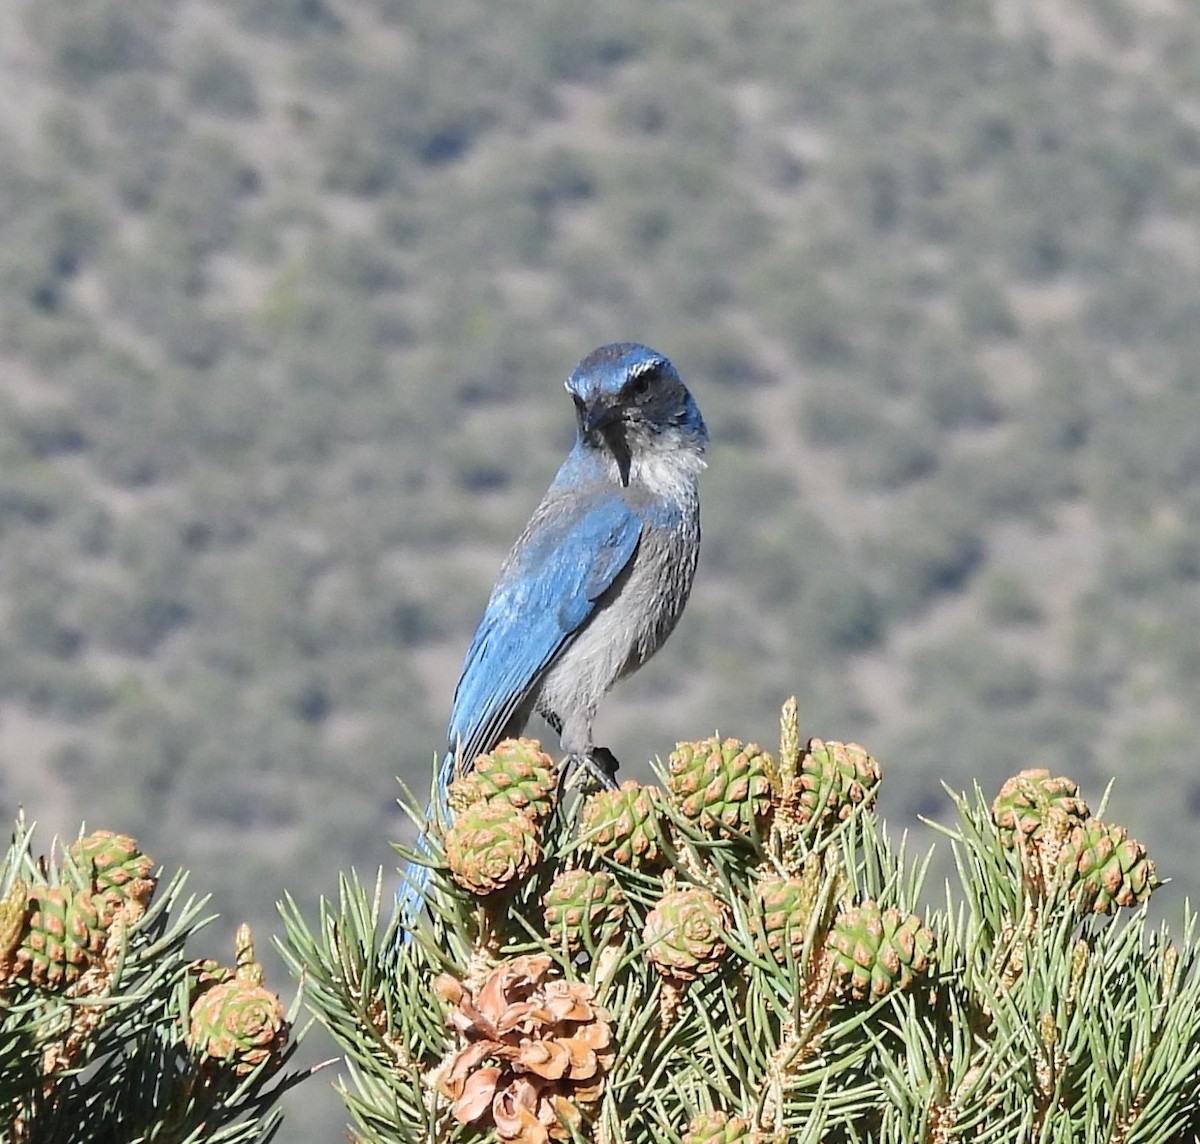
[{"x1": 628, "y1": 373, "x2": 652, "y2": 398}]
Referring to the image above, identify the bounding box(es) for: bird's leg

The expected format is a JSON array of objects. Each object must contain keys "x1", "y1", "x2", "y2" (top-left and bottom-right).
[
  {"x1": 563, "y1": 747, "x2": 620, "y2": 791},
  {"x1": 588, "y1": 746, "x2": 621, "y2": 787},
  {"x1": 547, "y1": 711, "x2": 620, "y2": 789}
]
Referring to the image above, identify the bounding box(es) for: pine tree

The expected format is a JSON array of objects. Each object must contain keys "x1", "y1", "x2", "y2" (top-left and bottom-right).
[{"x1": 279, "y1": 701, "x2": 1200, "y2": 1142}]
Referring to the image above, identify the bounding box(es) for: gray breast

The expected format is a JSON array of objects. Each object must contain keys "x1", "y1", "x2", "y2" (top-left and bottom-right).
[{"x1": 534, "y1": 501, "x2": 700, "y2": 739}]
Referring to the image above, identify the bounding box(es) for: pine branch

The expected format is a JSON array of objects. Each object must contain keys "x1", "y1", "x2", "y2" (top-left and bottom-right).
[{"x1": 0, "y1": 817, "x2": 310, "y2": 1144}]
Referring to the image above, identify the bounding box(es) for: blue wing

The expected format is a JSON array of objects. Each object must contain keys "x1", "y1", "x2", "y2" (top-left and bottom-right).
[
  {"x1": 444, "y1": 492, "x2": 643, "y2": 778},
  {"x1": 394, "y1": 493, "x2": 641, "y2": 938}
]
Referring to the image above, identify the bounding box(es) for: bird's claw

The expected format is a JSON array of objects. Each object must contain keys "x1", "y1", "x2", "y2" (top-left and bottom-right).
[{"x1": 567, "y1": 747, "x2": 620, "y2": 791}]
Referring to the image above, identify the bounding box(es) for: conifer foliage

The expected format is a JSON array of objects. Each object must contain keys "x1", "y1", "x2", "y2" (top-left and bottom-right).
[
  {"x1": 0, "y1": 815, "x2": 307, "y2": 1143},
  {"x1": 280, "y1": 703, "x2": 1200, "y2": 1142}
]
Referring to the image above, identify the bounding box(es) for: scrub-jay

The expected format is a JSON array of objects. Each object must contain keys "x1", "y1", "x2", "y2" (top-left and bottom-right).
[{"x1": 397, "y1": 342, "x2": 707, "y2": 928}]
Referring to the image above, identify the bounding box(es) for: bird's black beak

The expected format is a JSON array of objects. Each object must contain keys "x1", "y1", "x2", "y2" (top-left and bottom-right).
[
  {"x1": 582, "y1": 400, "x2": 622, "y2": 437},
  {"x1": 580, "y1": 399, "x2": 631, "y2": 485}
]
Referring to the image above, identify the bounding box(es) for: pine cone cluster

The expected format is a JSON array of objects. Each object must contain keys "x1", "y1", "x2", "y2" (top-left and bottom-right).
[
  {"x1": 408, "y1": 728, "x2": 937, "y2": 1134},
  {"x1": 1, "y1": 819, "x2": 301, "y2": 1143},
  {"x1": 436, "y1": 954, "x2": 613, "y2": 1144},
  {"x1": 442, "y1": 739, "x2": 564, "y2": 898},
  {"x1": 364, "y1": 717, "x2": 1178, "y2": 1142},
  {"x1": 2, "y1": 830, "x2": 157, "y2": 993},
  {"x1": 992, "y1": 769, "x2": 1158, "y2": 913}
]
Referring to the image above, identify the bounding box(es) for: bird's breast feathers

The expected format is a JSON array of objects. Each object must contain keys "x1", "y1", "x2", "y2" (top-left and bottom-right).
[{"x1": 534, "y1": 508, "x2": 699, "y2": 722}]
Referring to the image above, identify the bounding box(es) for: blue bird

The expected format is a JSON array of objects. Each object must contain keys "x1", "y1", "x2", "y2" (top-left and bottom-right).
[{"x1": 396, "y1": 342, "x2": 707, "y2": 931}]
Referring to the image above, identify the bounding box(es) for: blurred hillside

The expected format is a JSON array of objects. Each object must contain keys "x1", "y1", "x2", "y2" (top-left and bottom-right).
[{"x1": 3, "y1": 0, "x2": 1200, "y2": 1138}]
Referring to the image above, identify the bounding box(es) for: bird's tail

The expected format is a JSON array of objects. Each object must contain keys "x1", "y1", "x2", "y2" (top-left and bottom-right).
[
  {"x1": 393, "y1": 825, "x2": 436, "y2": 943},
  {"x1": 391, "y1": 752, "x2": 457, "y2": 946}
]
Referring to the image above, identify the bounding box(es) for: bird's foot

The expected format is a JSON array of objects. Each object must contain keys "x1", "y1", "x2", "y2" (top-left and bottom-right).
[{"x1": 566, "y1": 747, "x2": 620, "y2": 791}]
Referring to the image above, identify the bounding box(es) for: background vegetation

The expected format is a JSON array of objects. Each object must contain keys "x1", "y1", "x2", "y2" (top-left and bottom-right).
[{"x1": 1, "y1": 0, "x2": 1199, "y2": 1137}]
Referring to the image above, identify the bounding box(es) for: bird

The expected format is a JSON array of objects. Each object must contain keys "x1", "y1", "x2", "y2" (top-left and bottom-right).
[{"x1": 396, "y1": 342, "x2": 708, "y2": 933}]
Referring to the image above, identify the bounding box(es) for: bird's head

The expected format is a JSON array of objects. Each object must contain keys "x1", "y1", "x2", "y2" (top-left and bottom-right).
[{"x1": 565, "y1": 343, "x2": 707, "y2": 486}]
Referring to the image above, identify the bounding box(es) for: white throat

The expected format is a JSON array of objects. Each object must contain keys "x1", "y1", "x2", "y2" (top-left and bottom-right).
[{"x1": 626, "y1": 443, "x2": 706, "y2": 501}]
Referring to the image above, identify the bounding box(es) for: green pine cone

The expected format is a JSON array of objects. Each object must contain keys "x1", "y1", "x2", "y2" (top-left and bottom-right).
[
  {"x1": 68, "y1": 829, "x2": 156, "y2": 917},
  {"x1": 826, "y1": 900, "x2": 935, "y2": 1001},
  {"x1": 189, "y1": 978, "x2": 288, "y2": 1077},
  {"x1": 444, "y1": 800, "x2": 541, "y2": 895},
  {"x1": 796, "y1": 738, "x2": 882, "y2": 829},
  {"x1": 992, "y1": 769, "x2": 1090, "y2": 848},
  {"x1": 15, "y1": 884, "x2": 107, "y2": 989},
  {"x1": 449, "y1": 737, "x2": 558, "y2": 825},
  {"x1": 754, "y1": 872, "x2": 819, "y2": 965},
  {"x1": 667, "y1": 736, "x2": 775, "y2": 839},
  {"x1": 542, "y1": 868, "x2": 626, "y2": 951},
  {"x1": 1066, "y1": 819, "x2": 1158, "y2": 914},
  {"x1": 581, "y1": 781, "x2": 665, "y2": 870},
  {"x1": 683, "y1": 1111, "x2": 757, "y2": 1144},
  {"x1": 643, "y1": 887, "x2": 730, "y2": 980}
]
